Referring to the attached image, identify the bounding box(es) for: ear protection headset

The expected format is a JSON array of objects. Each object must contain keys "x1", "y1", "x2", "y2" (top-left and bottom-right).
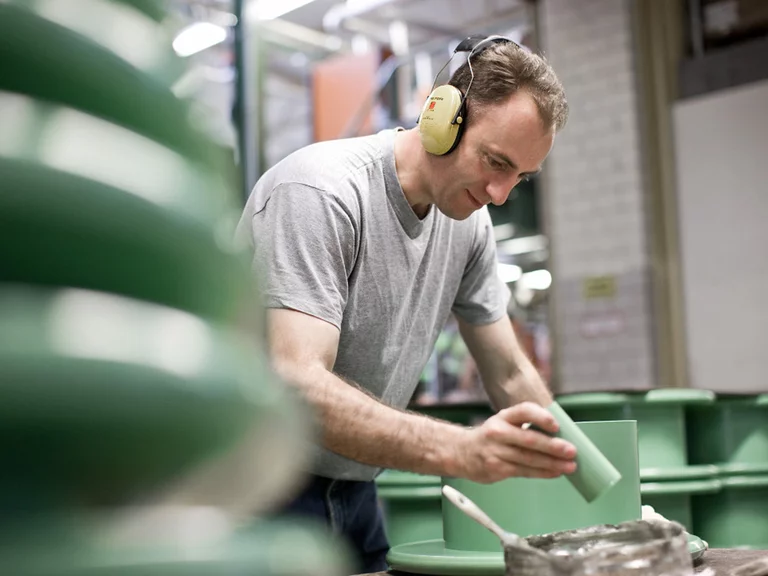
[{"x1": 417, "y1": 35, "x2": 513, "y2": 156}]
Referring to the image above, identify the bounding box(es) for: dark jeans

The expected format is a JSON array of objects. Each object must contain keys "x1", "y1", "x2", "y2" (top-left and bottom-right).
[{"x1": 276, "y1": 474, "x2": 390, "y2": 574}]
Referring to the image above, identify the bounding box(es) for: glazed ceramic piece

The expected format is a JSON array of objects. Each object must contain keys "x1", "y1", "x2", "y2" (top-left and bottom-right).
[
  {"x1": 376, "y1": 471, "x2": 443, "y2": 547},
  {"x1": 0, "y1": 285, "x2": 307, "y2": 515},
  {"x1": 0, "y1": 513, "x2": 353, "y2": 576},
  {"x1": 6, "y1": 0, "x2": 183, "y2": 86},
  {"x1": 0, "y1": 4, "x2": 212, "y2": 164},
  {"x1": 687, "y1": 395, "x2": 768, "y2": 475},
  {"x1": 557, "y1": 389, "x2": 715, "y2": 479},
  {"x1": 0, "y1": 104, "x2": 257, "y2": 325},
  {"x1": 443, "y1": 421, "x2": 641, "y2": 553},
  {"x1": 386, "y1": 533, "x2": 708, "y2": 575}
]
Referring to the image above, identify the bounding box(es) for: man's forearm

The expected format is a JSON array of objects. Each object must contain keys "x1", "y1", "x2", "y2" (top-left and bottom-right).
[
  {"x1": 276, "y1": 362, "x2": 467, "y2": 476},
  {"x1": 488, "y1": 346, "x2": 552, "y2": 408},
  {"x1": 459, "y1": 317, "x2": 553, "y2": 410},
  {"x1": 485, "y1": 348, "x2": 552, "y2": 410}
]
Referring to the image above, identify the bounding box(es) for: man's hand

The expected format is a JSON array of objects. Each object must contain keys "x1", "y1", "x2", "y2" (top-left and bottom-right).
[{"x1": 451, "y1": 402, "x2": 577, "y2": 483}]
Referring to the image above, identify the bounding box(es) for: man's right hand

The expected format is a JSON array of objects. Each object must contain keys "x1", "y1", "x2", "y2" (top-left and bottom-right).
[{"x1": 452, "y1": 401, "x2": 578, "y2": 483}]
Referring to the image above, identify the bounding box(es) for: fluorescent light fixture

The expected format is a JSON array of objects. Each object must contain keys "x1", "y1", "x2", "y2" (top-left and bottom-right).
[
  {"x1": 351, "y1": 34, "x2": 372, "y2": 55},
  {"x1": 173, "y1": 22, "x2": 227, "y2": 57},
  {"x1": 252, "y1": 0, "x2": 316, "y2": 20},
  {"x1": 497, "y1": 234, "x2": 548, "y2": 256},
  {"x1": 492, "y1": 222, "x2": 515, "y2": 242},
  {"x1": 497, "y1": 263, "x2": 522, "y2": 284},
  {"x1": 522, "y1": 269, "x2": 552, "y2": 290},
  {"x1": 388, "y1": 20, "x2": 409, "y2": 56}
]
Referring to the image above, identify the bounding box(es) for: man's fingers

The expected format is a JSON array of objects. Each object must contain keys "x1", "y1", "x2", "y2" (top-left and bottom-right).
[
  {"x1": 503, "y1": 463, "x2": 564, "y2": 480},
  {"x1": 493, "y1": 444, "x2": 577, "y2": 474},
  {"x1": 499, "y1": 401, "x2": 558, "y2": 433},
  {"x1": 494, "y1": 405, "x2": 576, "y2": 460}
]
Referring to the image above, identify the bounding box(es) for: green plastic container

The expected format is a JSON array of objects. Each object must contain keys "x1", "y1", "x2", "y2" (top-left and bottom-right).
[
  {"x1": 443, "y1": 420, "x2": 641, "y2": 552},
  {"x1": 687, "y1": 395, "x2": 768, "y2": 474},
  {"x1": 641, "y1": 477, "x2": 721, "y2": 532},
  {"x1": 376, "y1": 471, "x2": 442, "y2": 547},
  {"x1": 692, "y1": 474, "x2": 768, "y2": 550},
  {"x1": 557, "y1": 389, "x2": 717, "y2": 480}
]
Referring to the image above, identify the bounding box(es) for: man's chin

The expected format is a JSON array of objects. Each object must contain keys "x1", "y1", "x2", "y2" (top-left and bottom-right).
[{"x1": 436, "y1": 204, "x2": 475, "y2": 221}]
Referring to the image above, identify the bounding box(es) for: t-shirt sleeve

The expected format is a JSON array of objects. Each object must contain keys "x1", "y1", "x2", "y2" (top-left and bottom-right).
[
  {"x1": 451, "y1": 208, "x2": 511, "y2": 325},
  {"x1": 248, "y1": 182, "x2": 357, "y2": 329}
]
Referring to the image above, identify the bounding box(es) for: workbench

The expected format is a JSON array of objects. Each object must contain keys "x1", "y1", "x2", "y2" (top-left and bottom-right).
[{"x1": 360, "y1": 548, "x2": 768, "y2": 575}]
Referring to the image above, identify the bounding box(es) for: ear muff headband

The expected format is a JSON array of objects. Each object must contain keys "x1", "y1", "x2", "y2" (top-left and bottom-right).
[{"x1": 418, "y1": 35, "x2": 512, "y2": 156}]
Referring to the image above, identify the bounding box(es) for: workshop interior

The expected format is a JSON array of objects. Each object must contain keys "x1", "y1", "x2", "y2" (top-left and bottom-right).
[{"x1": 0, "y1": 0, "x2": 767, "y2": 574}]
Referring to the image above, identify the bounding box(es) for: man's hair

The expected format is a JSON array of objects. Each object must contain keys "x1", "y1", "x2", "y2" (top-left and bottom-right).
[{"x1": 448, "y1": 41, "x2": 568, "y2": 132}]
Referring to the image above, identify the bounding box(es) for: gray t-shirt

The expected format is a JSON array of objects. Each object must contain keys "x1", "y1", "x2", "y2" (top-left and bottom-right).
[{"x1": 236, "y1": 128, "x2": 510, "y2": 481}]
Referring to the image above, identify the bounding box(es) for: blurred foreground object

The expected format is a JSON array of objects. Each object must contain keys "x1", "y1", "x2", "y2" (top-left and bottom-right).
[{"x1": 0, "y1": 0, "x2": 350, "y2": 574}]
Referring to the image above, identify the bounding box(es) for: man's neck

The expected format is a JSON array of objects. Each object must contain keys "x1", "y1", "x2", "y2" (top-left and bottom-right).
[{"x1": 393, "y1": 129, "x2": 433, "y2": 218}]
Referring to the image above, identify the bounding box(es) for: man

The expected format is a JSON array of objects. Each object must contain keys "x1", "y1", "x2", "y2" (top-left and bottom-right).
[{"x1": 236, "y1": 36, "x2": 575, "y2": 573}]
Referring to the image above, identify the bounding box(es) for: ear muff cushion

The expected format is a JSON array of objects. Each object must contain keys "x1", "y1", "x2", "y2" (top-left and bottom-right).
[{"x1": 418, "y1": 84, "x2": 465, "y2": 155}]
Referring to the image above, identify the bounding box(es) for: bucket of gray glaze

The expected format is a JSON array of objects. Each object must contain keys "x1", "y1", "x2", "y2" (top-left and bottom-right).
[{"x1": 504, "y1": 520, "x2": 692, "y2": 576}]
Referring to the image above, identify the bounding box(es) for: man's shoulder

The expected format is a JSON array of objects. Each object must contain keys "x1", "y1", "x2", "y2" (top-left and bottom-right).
[{"x1": 268, "y1": 131, "x2": 387, "y2": 193}]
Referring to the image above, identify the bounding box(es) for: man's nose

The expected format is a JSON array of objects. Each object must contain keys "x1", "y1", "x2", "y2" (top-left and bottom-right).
[{"x1": 485, "y1": 176, "x2": 518, "y2": 206}]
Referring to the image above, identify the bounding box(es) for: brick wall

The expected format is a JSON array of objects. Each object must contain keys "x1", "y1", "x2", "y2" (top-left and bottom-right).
[{"x1": 539, "y1": 0, "x2": 657, "y2": 393}]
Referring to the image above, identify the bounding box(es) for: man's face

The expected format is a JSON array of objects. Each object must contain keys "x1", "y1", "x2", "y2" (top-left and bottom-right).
[{"x1": 431, "y1": 90, "x2": 555, "y2": 220}]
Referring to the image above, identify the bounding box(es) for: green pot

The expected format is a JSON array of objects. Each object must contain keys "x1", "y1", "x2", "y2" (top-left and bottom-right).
[
  {"x1": 6, "y1": 0, "x2": 183, "y2": 87},
  {"x1": 0, "y1": 4, "x2": 212, "y2": 164},
  {"x1": 692, "y1": 474, "x2": 768, "y2": 550},
  {"x1": 0, "y1": 130, "x2": 257, "y2": 326},
  {"x1": 0, "y1": 285, "x2": 302, "y2": 513},
  {"x1": 641, "y1": 477, "x2": 721, "y2": 532},
  {"x1": 557, "y1": 389, "x2": 715, "y2": 479},
  {"x1": 377, "y1": 471, "x2": 443, "y2": 547},
  {"x1": 0, "y1": 514, "x2": 352, "y2": 576},
  {"x1": 443, "y1": 420, "x2": 641, "y2": 552},
  {"x1": 687, "y1": 395, "x2": 768, "y2": 474}
]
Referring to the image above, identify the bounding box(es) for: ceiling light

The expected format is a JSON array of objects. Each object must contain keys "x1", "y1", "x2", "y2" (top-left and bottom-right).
[
  {"x1": 251, "y1": 0, "x2": 317, "y2": 20},
  {"x1": 497, "y1": 234, "x2": 548, "y2": 256},
  {"x1": 497, "y1": 263, "x2": 522, "y2": 284},
  {"x1": 522, "y1": 269, "x2": 552, "y2": 290},
  {"x1": 492, "y1": 222, "x2": 515, "y2": 242},
  {"x1": 172, "y1": 22, "x2": 227, "y2": 57}
]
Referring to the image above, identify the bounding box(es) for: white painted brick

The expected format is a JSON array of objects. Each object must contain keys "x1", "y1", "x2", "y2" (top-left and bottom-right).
[{"x1": 542, "y1": 0, "x2": 655, "y2": 391}]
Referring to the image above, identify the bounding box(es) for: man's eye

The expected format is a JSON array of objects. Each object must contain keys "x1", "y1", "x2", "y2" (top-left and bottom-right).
[{"x1": 487, "y1": 156, "x2": 505, "y2": 170}]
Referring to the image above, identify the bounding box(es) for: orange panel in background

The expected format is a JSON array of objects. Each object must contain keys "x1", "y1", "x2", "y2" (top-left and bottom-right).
[{"x1": 311, "y1": 51, "x2": 379, "y2": 142}]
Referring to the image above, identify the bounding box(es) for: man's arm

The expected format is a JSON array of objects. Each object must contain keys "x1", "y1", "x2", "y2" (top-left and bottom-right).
[
  {"x1": 457, "y1": 315, "x2": 552, "y2": 410},
  {"x1": 269, "y1": 308, "x2": 576, "y2": 483},
  {"x1": 269, "y1": 308, "x2": 465, "y2": 476}
]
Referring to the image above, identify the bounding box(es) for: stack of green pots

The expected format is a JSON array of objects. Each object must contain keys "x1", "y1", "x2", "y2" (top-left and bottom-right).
[
  {"x1": 557, "y1": 389, "x2": 720, "y2": 535},
  {"x1": 410, "y1": 402, "x2": 494, "y2": 427},
  {"x1": 687, "y1": 394, "x2": 768, "y2": 549},
  {"x1": 0, "y1": 2, "x2": 351, "y2": 574},
  {"x1": 376, "y1": 471, "x2": 443, "y2": 547}
]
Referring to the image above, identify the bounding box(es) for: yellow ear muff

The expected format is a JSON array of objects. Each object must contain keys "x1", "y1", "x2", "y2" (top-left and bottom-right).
[{"x1": 418, "y1": 84, "x2": 465, "y2": 156}]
